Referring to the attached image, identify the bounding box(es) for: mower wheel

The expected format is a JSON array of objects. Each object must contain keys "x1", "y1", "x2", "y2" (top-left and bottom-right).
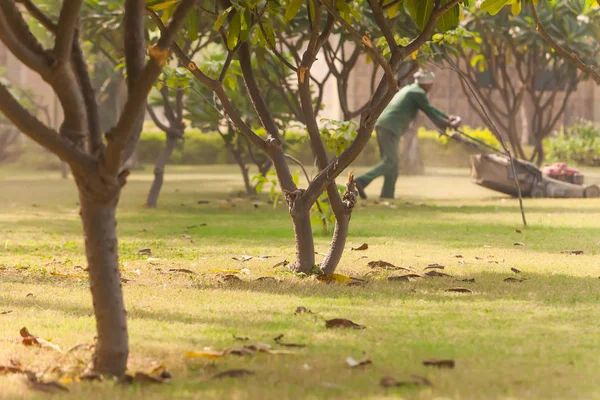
[
  {"x1": 530, "y1": 184, "x2": 546, "y2": 198},
  {"x1": 584, "y1": 185, "x2": 600, "y2": 198}
]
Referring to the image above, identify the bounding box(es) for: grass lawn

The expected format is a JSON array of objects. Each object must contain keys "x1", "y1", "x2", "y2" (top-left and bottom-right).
[{"x1": 1, "y1": 164, "x2": 600, "y2": 399}]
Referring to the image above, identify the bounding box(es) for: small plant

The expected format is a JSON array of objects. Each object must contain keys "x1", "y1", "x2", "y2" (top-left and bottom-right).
[{"x1": 544, "y1": 120, "x2": 600, "y2": 166}]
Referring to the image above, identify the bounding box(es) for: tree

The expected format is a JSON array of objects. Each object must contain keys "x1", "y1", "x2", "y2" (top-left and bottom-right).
[
  {"x1": 453, "y1": 0, "x2": 599, "y2": 164},
  {"x1": 0, "y1": 0, "x2": 194, "y2": 376},
  {"x1": 151, "y1": 0, "x2": 468, "y2": 274}
]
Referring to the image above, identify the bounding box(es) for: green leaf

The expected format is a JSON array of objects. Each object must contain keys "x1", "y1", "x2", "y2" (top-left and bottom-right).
[
  {"x1": 386, "y1": 2, "x2": 402, "y2": 18},
  {"x1": 480, "y1": 0, "x2": 511, "y2": 15},
  {"x1": 186, "y1": 9, "x2": 198, "y2": 41},
  {"x1": 285, "y1": 0, "x2": 304, "y2": 20},
  {"x1": 405, "y1": 0, "x2": 434, "y2": 30},
  {"x1": 227, "y1": 11, "x2": 242, "y2": 50},
  {"x1": 214, "y1": 6, "x2": 233, "y2": 31},
  {"x1": 511, "y1": 0, "x2": 521, "y2": 15},
  {"x1": 160, "y1": 4, "x2": 174, "y2": 23},
  {"x1": 149, "y1": 0, "x2": 179, "y2": 11},
  {"x1": 437, "y1": 1, "x2": 460, "y2": 31}
]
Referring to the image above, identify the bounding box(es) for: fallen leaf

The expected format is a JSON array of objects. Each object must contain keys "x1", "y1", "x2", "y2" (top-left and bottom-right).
[
  {"x1": 185, "y1": 350, "x2": 224, "y2": 359},
  {"x1": 20, "y1": 328, "x2": 62, "y2": 352},
  {"x1": 516, "y1": 229, "x2": 522, "y2": 234},
  {"x1": 458, "y1": 260, "x2": 466, "y2": 265},
  {"x1": 504, "y1": 277, "x2": 523, "y2": 283},
  {"x1": 561, "y1": 250, "x2": 584, "y2": 255},
  {"x1": 212, "y1": 369, "x2": 255, "y2": 379},
  {"x1": 182, "y1": 234, "x2": 192, "y2": 239},
  {"x1": 211, "y1": 269, "x2": 241, "y2": 274},
  {"x1": 223, "y1": 274, "x2": 243, "y2": 283},
  {"x1": 295, "y1": 306, "x2": 313, "y2": 315},
  {"x1": 388, "y1": 274, "x2": 424, "y2": 282},
  {"x1": 351, "y1": 243, "x2": 368, "y2": 251},
  {"x1": 380, "y1": 376, "x2": 399, "y2": 388},
  {"x1": 347, "y1": 281, "x2": 365, "y2": 287},
  {"x1": 445, "y1": 287, "x2": 472, "y2": 294},
  {"x1": 0, "y1": 365, "x2": 24, "y2": 375},
  {"x1": 272, "y1": 260, "x2": 289, "y2": 268},
  {"x1": 455, "y1": 255, "x2": 463, "y2": 258},
  {"x1": 274, "y1": 334, "x2": 306, "y2": 348},
  {"x1": 168, "y1": 268, "x2": 196, "y2": 274},
  {"x1": 317, "y1": 274, "x2": 353, "y2": 284},
  {"x1": 474, "y1": 257, "x2": 484, "y2": 260},
  {"x1": 255, "y1": 276, "x2": 277, "y2": 282},
  {"x1": 197, "y1": 200, "x2": 210, "y2": 205},
  {"x1": 346, "y1": 356, "x2": 372, "y2": 368},
  {"x1": 26, "y1": 372, "x2": 68, "y2": 393},
  {"x1": 514, "y1": 242, "x2": 525, "y2": 246},
  {"x1": 423, "y1": 359, "x2": 455, "y2": 368},
  {"x1": 424, "y1": 264, "x2": 445, "y2": 271},
  {"x1": 137, "y1": 248, "x2": 151, "y2": 255},
  {"x1": 425, "y1": 271, "x2": 452, "y2": 278},
  {"x1": 325, "y1": 318, "x2": 366, "y2": 329},
  {"x1": 368, "y1": 260, "x2": 414, "y2": 272},
  {"x1": 233, "y1": 335, "x2": 249, "y2": 341},
  {"x1": 1, "y1": 310, "x2": 12, "y2": 315},
  {"x1": 511, "y1": 267, "x2": 521, "y2": 274},
  {"x1": 120, "y1": 278, "x2": 134, "y2": 283},
  {"x1": 133, "y1": 372, "x2": 165, "y2": 384},
  {"x1": 458, "y1": 278, "x2": 476, "y2": 283},
  {"x1": 232, "y1": 255, "x2": 254, "y2": 262}
]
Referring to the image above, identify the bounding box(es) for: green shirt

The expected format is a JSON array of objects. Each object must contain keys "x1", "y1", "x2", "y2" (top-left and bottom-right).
[{"x1": 376, "y1": 83, "x2": 448, "y2": 137}]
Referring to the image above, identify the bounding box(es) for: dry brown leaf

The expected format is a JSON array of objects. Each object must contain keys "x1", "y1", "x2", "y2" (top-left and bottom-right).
[
  {"x1": 1, "y1": 310, "x2": 12, "y2": 315},
  {"x1": 272, "y1": 260, "x2": 289, "y2": 268},
  {"x1": 455, "y1": 255, "x2": 463, "y2": 258},
  {"x1": 380, "y1": 376, "x2": 399, "y2": 388},
  {"x1": 137, "y1": 248, "x2": 151, "y2": 255},
  {"x1": 445, "y1": 287, "x2": 472, "y2": 294},
  {"x1": 65, "y1": 343, "x2": 94, "y2": 354},
  {"x1": 232, "y1": 255, "x2": 254, "y2": 262},
  {"x1": 561, "y1": 250, "x2": 584, "y2": 255},
  {"x1": 346, "y1": 356, "x2": 372, "y2": 368},
  {"x1": 516, "y1": 229, "x2": 522, "y2": 234},
  {"x1": 458, "y1": 278, "x2": 476, "y2": 283},
  {"x1": 347, "y1": 281, "x2": 366, "y2": 287},
  {"x1": 26, "y1": 293, "x2": 34, "y2": 298},
  {"x1": 388, "y1": 274, "x2": 424, "y2": 282},
  {"x1": 233, "y1": 335, "x2": 249, "y2": 341},
  {"x1": 295, "y1": 306, "x2": 313, "y2": 315},
  {"x1": 325, "y1": 318, "x2": 366, "y2": 330},
  {"x1": 168, "y1": 268, "x2": 196, "y2": 274},
  {"x1": 212, "y1": 369, "x2": 254, "y2": 379},
  {"x1": 351, "y1": 243, "x2": 368, "y2": 251},
  {"x1": 197, "y1": 200, "x2": 210, "y2": 205},
  {"x1": 133, "y1": 372, "x2": 165, "y2": 384},
  {"x1": 255, "y1": 277, "x2": 277, "y2": 282},
  {"x1": 0, "y1": 365, "x2": 25, "y2": 375},
  {"x1": 424, "y1": 264, "x2": 445, "y2": 271},
  {"x1": 514, "y1": 242, "x2": 525, "y2": 246},
  {"x1": 368, "y1": 260, "x2": 414, "y2": 272},
  {"x1": 504, "y1": 277, "x2": 523, "y2": 283},
  {"x1": 223, "y1": 274, "x2": 243, "y2": 283},
  {"x1": 20, "y1": 328, "x2": 62, "y2": 352},
  {"x1": 511, "y1": 267, "x2": 521, "y2": 274},
  {"x1": 425, "y1": 271, "x2": 452, "y2": 278},
  {"x1": 423, "y1": 359, "x2": 455, "y2": 368}
]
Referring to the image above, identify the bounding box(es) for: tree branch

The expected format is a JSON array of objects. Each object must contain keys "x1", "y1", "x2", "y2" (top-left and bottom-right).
[
  {"x1": 529, "y1": 1, "x2": 600, "y2": 85},
  {"x1": 16, "y1": 0, "x2": 57, "y2": 32},
  {"x1": 0, "y1": 82, "x2": 93, "y2": 174},
  {"x1": 54, "y1": 0, "x2": 82, "y2": 61},
  {"x1": 104, "y1": 0, "x2": 195, "y2": 174}
]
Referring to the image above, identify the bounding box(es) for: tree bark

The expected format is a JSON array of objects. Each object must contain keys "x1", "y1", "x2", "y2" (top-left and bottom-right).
[
  {"x1": 146, "y1": 134, "x2": 178, "y2": 207},
  {"x1": 79, "y1": 192, "x2": 128, "y2": 377},
  {"x1": 320, "y1": 204, "x2": 349, "y2": 274},
  {"x1": 291, "y1": 207, "x2": 316, "y2": 273}
]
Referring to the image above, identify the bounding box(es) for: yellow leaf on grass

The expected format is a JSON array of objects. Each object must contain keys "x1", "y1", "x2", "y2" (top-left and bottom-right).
[
  {"x1": 185, "y1": 351, "x2": 224, "y2": 359},
  {"x1": 317, "y1": 274, "x2": 353, "y2": 284},
  {"x1": 210, "y1": 269, "x2": 241, "y2": 274}
]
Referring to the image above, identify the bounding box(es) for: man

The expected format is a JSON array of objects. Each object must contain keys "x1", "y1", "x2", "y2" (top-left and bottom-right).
[{"x1": 355, "y1": 70, "x2": 461, "y2": 199}]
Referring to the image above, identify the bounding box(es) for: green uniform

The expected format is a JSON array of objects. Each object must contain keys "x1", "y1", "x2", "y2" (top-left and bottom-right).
[{"x1": 356, "y1": 83, "x2": 448, "y2": 199}]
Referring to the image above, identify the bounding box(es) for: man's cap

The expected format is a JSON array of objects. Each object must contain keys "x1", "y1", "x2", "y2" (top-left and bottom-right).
[{"x1": 414, "y1": 69, "x2": 435, "y2": 85}]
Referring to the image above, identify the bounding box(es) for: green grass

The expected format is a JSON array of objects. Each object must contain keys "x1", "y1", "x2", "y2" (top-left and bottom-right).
[{"x1": 1, "y1": 165, "x2": 600, "y2": 400}]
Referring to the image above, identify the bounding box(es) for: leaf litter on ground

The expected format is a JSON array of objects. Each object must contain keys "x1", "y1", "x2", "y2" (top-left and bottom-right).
[
  {"x1": 273, "y1": 334, "x2": 306, "y2": 348},
  {"x1": 445, "y1": 287, "x2": 472, "y2": 294},
  {"x1": 346, "y1": 356, "x2": 372, "y2": 368},
  {"x1": 20, "y1": 327, "x2": 62, "y2": 353},
  {"x1": 423, "y1": 359, "x2": 455, "y2": 368},
  {"x1": 368, "y1": 260, "x2": 414, "y2": 272},
  {"x1": 380, "y1": 375, "x2": 433, "y2": 388},
  {"x1": 212, "y1": 369, "x2": 255, "y2": 379},
  {"x1": 325, "y1": 318, "x2": 366, "y2": 329},
  {"x1": 350, "y1": 243, "x2": 368, "y2": 251},
  {"x1": 388, "y1": 274, "x2": 424, "y2": 282}
]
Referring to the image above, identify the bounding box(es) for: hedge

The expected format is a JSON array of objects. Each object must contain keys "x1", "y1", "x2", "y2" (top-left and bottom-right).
[{"x1": 136, "y1": 126, "x2": 496, "y2": 168}]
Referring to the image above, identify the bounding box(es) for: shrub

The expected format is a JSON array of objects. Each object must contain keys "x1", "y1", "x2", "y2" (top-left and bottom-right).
[{"x1": 544, "y1": 120, "x2": 600, "y2": 167}]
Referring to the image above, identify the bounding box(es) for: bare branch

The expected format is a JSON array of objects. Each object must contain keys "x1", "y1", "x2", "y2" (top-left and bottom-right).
[
  {"x1": 16, "y1": 0, "x2": 57, "y2": 32},
  {"x1": 0, "y1": 1, "x2": 50, "y2": 75},
  {"x1": 0, "y1": 82, "x2": 93, "y2": 174},
  {"x1": 368, "y1": 0, "x2": 396, "y2": 55},
  {"x1": 54, "y1": 1, "x2": 82, "y2": 61},
  {"x1": 104, "y1": 0, "x2": 195, "y2": 173}
]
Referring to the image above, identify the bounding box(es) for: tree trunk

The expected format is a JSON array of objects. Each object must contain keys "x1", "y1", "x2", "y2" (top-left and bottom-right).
[
  {"x1": 79, "y1": 193, "x2": 128, "y2": 377},
  {"x1": 291, "y1": 207, "x2": 316, "y2": 274},
  {"x1": 320, "y1": 185, "x2": 350, "y2": 274},
  {"x1": 146, "y1": 135, "x2": 178, "y2": 208},
  {"x1": 399, "y1": 126, "x2": 424, "y2": 175}
]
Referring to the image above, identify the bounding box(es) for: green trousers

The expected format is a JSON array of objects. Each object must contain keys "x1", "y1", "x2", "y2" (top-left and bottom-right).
[{"x1": 356, "y1": 127, "x2": 400, "y2": 199}]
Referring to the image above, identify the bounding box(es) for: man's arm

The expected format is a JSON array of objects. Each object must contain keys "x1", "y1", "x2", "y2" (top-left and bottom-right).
[{"x1": 411, "y1": 91, "x2": 456, "y2": 129}]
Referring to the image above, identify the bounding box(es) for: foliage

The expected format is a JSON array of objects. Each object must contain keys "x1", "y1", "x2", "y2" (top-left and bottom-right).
[{"x1": 544, "y1": 120, "x2": 600, "y2": 166}]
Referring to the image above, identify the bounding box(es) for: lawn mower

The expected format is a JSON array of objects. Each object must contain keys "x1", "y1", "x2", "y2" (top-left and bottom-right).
[{"x1": 440, "y1": 129, "x2": 600, "y2": 198}]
